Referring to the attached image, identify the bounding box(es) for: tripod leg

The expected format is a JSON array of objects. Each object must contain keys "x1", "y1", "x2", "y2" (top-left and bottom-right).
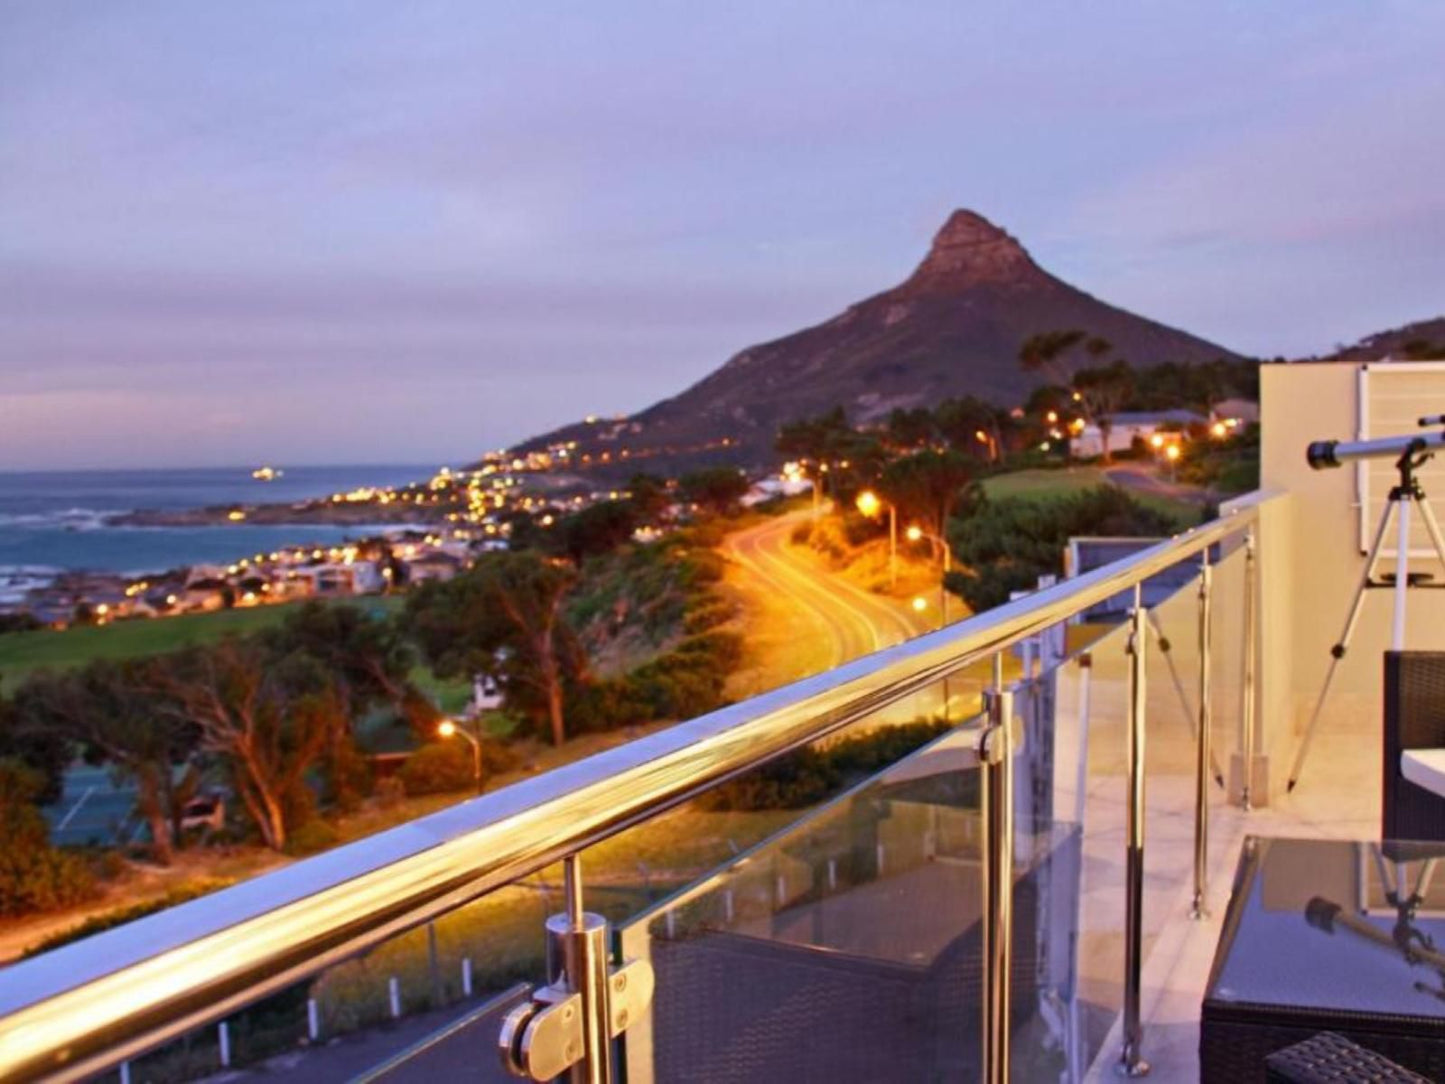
[
  {"x1": 1147, "y1": 609, "x2": 1225, "y2": 788},
  {"x1": 1288, "y1": 499, "x2": 1396, "y2": 792},
  {"x1": 1417, "y1": 496, "x2": 1445, "y2": 580}
]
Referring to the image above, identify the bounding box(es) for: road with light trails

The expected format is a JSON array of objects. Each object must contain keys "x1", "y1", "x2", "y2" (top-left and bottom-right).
[
  {"x1": 724, "y1": 510, "x2": 924, "y2": 665},
  {"x1": 723, "y1": 509, "x2": 995, "y2": 720}
]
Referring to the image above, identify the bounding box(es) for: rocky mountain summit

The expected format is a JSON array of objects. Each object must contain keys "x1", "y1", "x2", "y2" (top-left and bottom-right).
[{"x1": 519, "y1": 210, "x2": 1242, "y2": 471}]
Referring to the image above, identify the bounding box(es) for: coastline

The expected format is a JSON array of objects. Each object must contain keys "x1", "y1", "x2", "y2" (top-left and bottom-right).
[{"x1": 105, "y1": 501, "x2": 447, "y2": 528}]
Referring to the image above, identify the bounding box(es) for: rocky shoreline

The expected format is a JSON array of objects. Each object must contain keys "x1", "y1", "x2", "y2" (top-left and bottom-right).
[{"x1": 105, "y1": 502, "x2": 444, "y2": 528}]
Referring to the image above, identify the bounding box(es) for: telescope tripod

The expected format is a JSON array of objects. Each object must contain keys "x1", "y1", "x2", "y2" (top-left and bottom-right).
[{"x1": 1289, "y1": 443, "x2": 1445, "y2": 792}]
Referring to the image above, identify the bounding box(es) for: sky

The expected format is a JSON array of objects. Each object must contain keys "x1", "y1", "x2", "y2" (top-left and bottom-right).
[{"x1": 2, "y1": 1, "x2": 1444, "y2": 470}]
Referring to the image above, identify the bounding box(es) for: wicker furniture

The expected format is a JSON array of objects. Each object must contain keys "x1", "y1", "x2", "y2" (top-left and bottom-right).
[
  {"x1": 1383, "y1": 651, "x2": 1445, "y2": 842},
  {"x1": 1201, "y1": 837, "x2": 1445, "y2": 1083},
  {"x1": 1264, "y1": 1031, "x2": 1428, "y2": 1083}
]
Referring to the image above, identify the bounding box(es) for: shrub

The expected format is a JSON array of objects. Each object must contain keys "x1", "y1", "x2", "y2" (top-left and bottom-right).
[
  {"x1": 399, "y1": 735, "x2": 517, "y2": 796},
  {"x1": 0, "y1": 760, "x2": 96, "y2": 917},
  {"x1": 374, "y1": 775, "x2": 406, "y2": 809},
  {"x1": 25, "y1": 878, "x2": 232, "y2": 956},
  {"x1": 947, "y1": 487, "x2": 1181, "y2": 612},
  {"x1": 283, "y1": 818, "x2": 340, "y2": 857}
]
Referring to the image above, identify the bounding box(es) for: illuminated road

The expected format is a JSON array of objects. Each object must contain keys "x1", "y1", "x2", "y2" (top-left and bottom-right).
[
  {"x1": 724, "y1": 510, "x2": 926, "y2": 667},
  {"x1": 723, "y1": 510, "x2": 993, "y2": 719}
]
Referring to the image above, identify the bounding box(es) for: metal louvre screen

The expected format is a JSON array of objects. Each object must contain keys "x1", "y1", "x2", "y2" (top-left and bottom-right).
[{"x1": 1358, "y1": 362, "x2": 1445, "y2": 557}]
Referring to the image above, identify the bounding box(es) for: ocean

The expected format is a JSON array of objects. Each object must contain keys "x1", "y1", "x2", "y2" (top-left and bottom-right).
[{"x1": 0, "y1": 465, "x2": 435, "y2": 598}]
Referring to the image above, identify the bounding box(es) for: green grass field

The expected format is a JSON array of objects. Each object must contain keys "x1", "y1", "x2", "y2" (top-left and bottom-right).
[
  {"x1": 981, "y1": 466, "x2": 1201, "y2": 527},
  {"x1": 0, "y1": 596, "x2": 409, "y2": 691}
]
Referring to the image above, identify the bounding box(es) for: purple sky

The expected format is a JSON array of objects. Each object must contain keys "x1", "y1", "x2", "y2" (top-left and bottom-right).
[{"x1": 3, "y1": 2, "x2": 1443, "y2": 470}]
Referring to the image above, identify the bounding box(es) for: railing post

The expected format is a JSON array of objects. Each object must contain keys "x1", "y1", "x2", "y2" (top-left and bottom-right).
[
  {"x1": 1239, "y1": 530, "x2": 1258, "y2": 811},
  {"x1": 1191, "y1": 556, "x2": 1213, "y2": 921},
  {"x1": 552, "y1": 856, "x2": 613, "y2": 1084},
  {"x1": 979, "y1": 684, "x2": 1015, "y2": 1084},
  {"x1": 1120, "y1": 585, "x2": 1150, "y2": 1077},
  {"x1": 500, "y1": 857, "x2": 654, "y2": 1082}
]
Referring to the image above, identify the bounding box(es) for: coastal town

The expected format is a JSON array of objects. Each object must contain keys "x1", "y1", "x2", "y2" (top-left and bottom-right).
[{"x1": 2, "y1": 398, "x2": 1254, "y2": 631}]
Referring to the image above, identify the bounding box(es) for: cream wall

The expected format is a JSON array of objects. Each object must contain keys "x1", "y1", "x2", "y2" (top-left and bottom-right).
[{"x1": 1260, "y1": 362, "x2": 1445, "y2": 781}]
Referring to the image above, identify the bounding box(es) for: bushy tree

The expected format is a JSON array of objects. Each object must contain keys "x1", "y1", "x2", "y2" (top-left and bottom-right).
[
  {"x1": 946, "y1": 488, "x2": 1181, "y2": 611},
  {"x1": 13, "y1": 662, "x2": 199, "y2": 864},
  {"x1": 679, "y1": 467, "x2": 750, "y2": 517},
  {"x1": 0, "y1": 679, "x2": 70, "y2": 805},
  {"x1": 626, "y1": 473, "x2": 673, "y2": 523},
  {"x1": 878, "y1": 450, "x2": 977, "y2": 556},
  {"x1": 1072, "y1": 358, "x2": 1135, "y2": 463},
  {"x1": 0, "y1": 759, "x2": 95, "y2": 916},
  {"x1": 149, "y1": 642, "x2": 348, "y2": 851},
  {"x1": 557, "y1": 500, "x2": 639, "y2": 564},
  {"x1": 405, "y1": 552, "x2": 581, "y2": 746}
]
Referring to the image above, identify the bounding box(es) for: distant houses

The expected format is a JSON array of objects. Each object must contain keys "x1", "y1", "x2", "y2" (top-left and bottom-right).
[{"x1": 6, "y1": 531, "x2": 495, "y2": 629}]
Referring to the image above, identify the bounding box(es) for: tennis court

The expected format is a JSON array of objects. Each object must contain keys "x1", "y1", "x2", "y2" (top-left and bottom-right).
[{"x1": 43, "y1": 765, "x2": 140, "y2": 848}]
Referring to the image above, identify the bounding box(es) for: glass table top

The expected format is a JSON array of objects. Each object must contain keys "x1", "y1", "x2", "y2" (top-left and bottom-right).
[{"x1": 1208, "y1": 836, "x2": 1445, "y2": 1019}]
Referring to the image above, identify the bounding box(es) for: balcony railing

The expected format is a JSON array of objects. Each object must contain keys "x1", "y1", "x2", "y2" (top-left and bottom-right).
[{"x1": 0, "y1": 500, "x2": 1262, "y2": 1083}]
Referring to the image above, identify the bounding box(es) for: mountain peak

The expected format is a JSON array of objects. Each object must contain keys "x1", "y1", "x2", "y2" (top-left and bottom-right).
[{"x1": 908, "y1": 209, "x2": 1037, "y2": 288}]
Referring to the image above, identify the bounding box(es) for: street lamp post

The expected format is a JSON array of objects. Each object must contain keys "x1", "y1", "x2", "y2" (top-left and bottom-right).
[
  {"x1": 906, "y1": 524, "x2": 952, "y2": 626},
  {"x1": 856, "y1": 490, "x2": 897, "y2": 588},
  {"x1": 437, "y1": 719, "x2": 483, "y2": 794}
]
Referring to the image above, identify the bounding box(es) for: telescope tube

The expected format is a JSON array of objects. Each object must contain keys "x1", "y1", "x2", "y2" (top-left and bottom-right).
[{"x1": 1307, "y1": 430, "x2": 1445, "y2": 470}]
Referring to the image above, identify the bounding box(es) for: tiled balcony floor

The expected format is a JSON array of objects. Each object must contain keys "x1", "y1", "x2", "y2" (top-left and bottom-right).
[{"x1": 1077, "y1": 725, "x2": 1379, "y2": 1082}]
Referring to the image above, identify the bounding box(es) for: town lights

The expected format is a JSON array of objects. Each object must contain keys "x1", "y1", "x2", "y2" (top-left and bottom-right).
[
  {"x1": 855, "y1": 490, "x2": 881, "y2": 518},
  {"x1": 906, "y1": 525, "x2": 923, "y2": 542},
  {"x1": 1149, "y1": 433, "x2": 1165, "y2": 449},
  {"x1": 1164, "y1": 444, "x2": 1181, "y2": 462},
  {"x1": 911, "y1": 596, "x2": 928, "y2": 612},
  {"x1": 1211, "y1": 421, "x2": 1228, "y2": 438},
  {"x1": 437, "y1": 720, "x2": 457, "y2": 738}
]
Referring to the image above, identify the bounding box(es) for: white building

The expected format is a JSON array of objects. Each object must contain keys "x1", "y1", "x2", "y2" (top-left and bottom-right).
[{"x1": 1069, "y1": 409, "x2": 1204, "y2": 458}]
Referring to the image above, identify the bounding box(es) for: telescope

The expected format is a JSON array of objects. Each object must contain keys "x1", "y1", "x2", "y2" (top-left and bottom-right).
[
  {"x1": 1290, "y1": 414, "x2": 1445, "y2": 792},
  {"x1": 1307, "y1": 416, "x2": 1445, "y2": 470}
]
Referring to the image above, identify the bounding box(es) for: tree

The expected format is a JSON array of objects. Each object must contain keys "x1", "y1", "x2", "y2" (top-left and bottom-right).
[
  {"x1": 945, "y1": 487, "x2": 1180, "y2": 611},
  {"x1": 0, "y1": 679, "x2": 70, "y2": 805},
  {"x1": 626, "y1": 473, "x2": 672, "y2": 523},
  {"x1": 679, "y1": 467, "x2": 751, "y2": 517},
  {"x1": 1018, "y1": 329, "x2": 1085, "y2": 388},
  {"x1": 0, "y1": 759, "x2": 95, "y2": 916},
  {"x1": 405, "y1": 552, "x2": 580, "y2": 746},
  {"x1": 877, "y1": 450, "x2": 977, "y2": 559},
  {"x1": 1073, "y1": 359, "x2": 1135, "y2": 464},
  {"x1": 148, "y1": 642, "x2": 345, "y2": 851},
  {"x1": 13, "y1": 662, "x2": 199, "y2": 864},
  {"x1": 936, "y1": 396, "x2": 1008, "y2": 463},
  {"x1": 557, "y1": 500, "x2": 639, "y2": 564},
  {"x1": 884, "y1": 407, "x2": 938, "y2": 451},
  {"x1": 263, "y1": 601, "x2": 414, "y2": 715}
]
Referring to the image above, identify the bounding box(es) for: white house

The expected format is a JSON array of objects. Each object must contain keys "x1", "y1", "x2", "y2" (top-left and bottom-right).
[{"x1": 1070, "y1": 409, "x2": 1204, "y2": 458}]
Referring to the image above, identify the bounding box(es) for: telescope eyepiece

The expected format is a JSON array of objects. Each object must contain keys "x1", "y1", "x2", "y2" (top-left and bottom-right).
[
  {"x1": 1307, "y1": 440, "x2": 1342, "y2": 470},
  {"x1": 1305, "y1": 896, "x2": 1341, "y2": 932}
]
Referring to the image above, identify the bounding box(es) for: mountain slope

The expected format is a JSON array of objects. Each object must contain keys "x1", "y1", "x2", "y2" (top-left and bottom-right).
[
  {"x1": 521, "y1": 210, "x2": 1242, "y2": 470},
  {"x1": 1330, "y1": 316, "x2": 1445, "y2": 360}
]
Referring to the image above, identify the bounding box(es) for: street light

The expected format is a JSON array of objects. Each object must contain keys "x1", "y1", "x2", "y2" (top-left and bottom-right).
[
  {"x1": 905, "y1": 524, "x2": 953, "y2": 626},
  {"x1": 974, "y1": 429, "x2": 998, "y2": 463},
  {"x1": 437, "y1": 719, "x2": 483, "y2": 794},
  {"x1": 856, "y1": 489, "x2": 897, "y2": 588},
  {"x1": 1164, "y1": 441, "x2": 1181, "y2": 482}
]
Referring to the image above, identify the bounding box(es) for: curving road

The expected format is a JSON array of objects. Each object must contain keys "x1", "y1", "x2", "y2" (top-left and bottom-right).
[
  {"x1": 723, "y1": 510, "x2": 998, "y2": 720},
  {"x1": 723, "y1": 509, "x2": 927, "y2": 669}
]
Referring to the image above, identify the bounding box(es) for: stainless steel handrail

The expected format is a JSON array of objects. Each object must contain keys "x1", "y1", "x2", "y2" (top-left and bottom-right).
[{"x1": 0, "y1": 505, "x2": 1257, "y2": 1082}]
